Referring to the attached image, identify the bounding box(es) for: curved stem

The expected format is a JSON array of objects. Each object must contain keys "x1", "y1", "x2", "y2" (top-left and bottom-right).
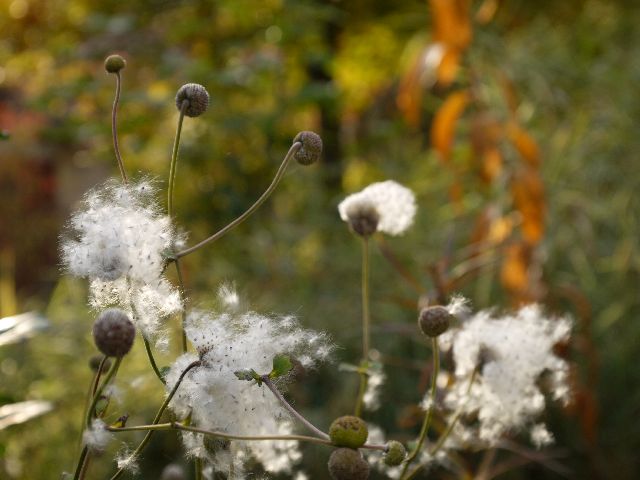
[
  {"x1": 109, "y1": 361, "x2": 200, "y2": 480},
  {"x1": 194, "y1": 458, "x2": 203, "y2": 480},
  {"x1": 354, "y1": 236, "x2": 370, "y2": 417},
  {"x1": 175, "y1": 142, "x2": 302, "y2": 258},
  {"x1": 143, "y1": 335, "x2": 166, "y2": 385},
  {"x1": 111, "y1": 72, "x2": 128, "y2": 183},
  {"x1": 174, "y1": 258, "x2": 188, "y2": 353},
  {"x1": 76, "y1": 356, "x2": 108, "y2": 452},
  {"x1": 85, "y1": 357, "x2": 122, "y2": 428},
  {"x1": 400, "y1": 338, "x2": 440, "y2": 479},
  {"x1": 261, "y1": 376, "x2": 329, "y2": 440},
  {"x1": 168, "y1": 101, "x2": 188, "y2": 218}
]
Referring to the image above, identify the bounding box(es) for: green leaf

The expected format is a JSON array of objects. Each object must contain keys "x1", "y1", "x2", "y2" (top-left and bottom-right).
[
  {"x1": 269, "y1": 354, "x2": 293, "y2": 379},
  {"x1": 0, "y1": 130, "x2": 9, "y2": 141},
  {"x1": 234, "y1": 368, "x2": 261, "y2": 385}
]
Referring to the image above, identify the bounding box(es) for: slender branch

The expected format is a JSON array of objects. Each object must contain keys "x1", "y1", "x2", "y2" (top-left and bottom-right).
[
  {"x1": 400, "y1": 338, "x2": 440, "y2": 479},
  {"x1": 375, "y1": 236, "x2": 423, "y2": 294},
  {"x1": 72, "y1": 446, "x2": 89, "y2": 480},
  {"x1": 194, "y1": 457, "x2": 203, "y2": 480},
  {"x1": 168, "y1": 100, "x2": 188, "y2": 218},
  {"x1": 261, "y1": 375, "x2": 329, "y2": 440},
  {"x1": 109, "y1": 422, "x2": 387, "y2": 452},
  {"x1": 403, "y1": 368, "x2": 478, "y2": 480},
  {"x1": 175, "y1": 142, "x2": 302, "y2": 258},
  {"x1": 109, "y1": 361, "x2": 200, "y2": 480},
  {"x1": 354, "y1": 236, "x2": 371, "y2": 417},
  {"x1": 86, "y1": 357, "x2": 122, "y2": 428},
  {"x1": 142, "y1": 335, "x2": 166, "y2": 385},
  {"x1": 174, "y1": 258, "x2": 188, "y2": 353},
  {"x1": 111, "y1": 72, "x2": 128, "y2": 183},
  {"x1": 76, "y1": 356, "x2": 108, "y2": 452}
]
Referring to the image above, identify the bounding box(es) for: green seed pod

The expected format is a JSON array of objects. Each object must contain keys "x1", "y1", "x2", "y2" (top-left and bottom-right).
[
  {"x1": 104, "y1": 54, "x2": 126, "y2": 73},
  {"x1": 293, "y1": 131, "x2": 322, "y2": 165},
  {"x1": 175, "y1": 83, "x2": 210, "y2": 117},
  {"x1": 418, "y1": 305, "x2": 452, "y2": 337},
  {"x1": 329, "y1": 415, "x2": 368, "y2": 448},
  {"x1": 328, "y1": 448, "x2": 370, "y2": 480},
  {"x1": 92, "y1": 309, "x2": 135, "y2": 357},
  {"x1": 383, "y1": 440, "x2": 406, "y2": 466}
]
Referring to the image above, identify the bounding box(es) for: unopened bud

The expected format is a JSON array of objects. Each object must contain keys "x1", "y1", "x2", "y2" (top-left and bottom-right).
[
  {"x1": 104, "y1": 55, "x2": 126, "y2": 73},
  {"x1": 383, "y1": 440, "x2": 406, "y2": 466},
  {"x1": 328, "y1": 448, "x2": 370, "y2": 480},
  {"x1": 329, "y1": 415, "x2": 368, "y2": 448},
  {"x1": 418, "y1": 305, "x2": 452, "y2": 337},
  {"x1": 293, "y1": 131, "x2": 322, "y2": 165},
  {"x1": 93, "y1": 309, "x2": 135, "y2": 357},
  {"x1": 175, "y1": 83, "x2": 209, "y2": 117}
]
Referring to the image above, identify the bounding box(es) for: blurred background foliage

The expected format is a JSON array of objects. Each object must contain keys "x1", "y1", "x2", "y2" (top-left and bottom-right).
[{"x1": 0, "y1": 0, "x2": 639, "y2": 478}]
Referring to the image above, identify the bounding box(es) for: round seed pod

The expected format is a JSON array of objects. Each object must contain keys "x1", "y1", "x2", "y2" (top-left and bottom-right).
[
  {"x1": 92, "y1": 309, "x2": 135, "y2": 357},
  {"x1": 418, "y1": 305, "x2": 452, "y2": 337},
  {"x1": 175, "y1": 83, "x2": 210, "y2": 117},
  {"x1": 383, "y1": 440, "x2": 407, "y2": 466},
  {"x1": 293, "y1": 131, "x2": 322, "y2": 165},
  {"x1": 329, "y1": 415, "x2": 368, "y2": 448},
  {"x1": 104, "y1": 54, "x2": 126, "y2": 73},
  {"x1": 328, "y1": 448, "x2": 370, "y2": 480},
  {"x1": 345, "y1": 202, "x2": 379, "y2": 237}
]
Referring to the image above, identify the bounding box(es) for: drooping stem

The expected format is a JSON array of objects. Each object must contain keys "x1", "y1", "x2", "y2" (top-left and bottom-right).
[
  {"x1": 76, "y1": 356, "x2": 108, "y2": 452},
  {"x1": 109, "y1": 361, "x2": 200, "y2": 480},
  {"x1": 354, "y1": 236, "x2": 371, "y2": 417},
  {"x1": 111, "y1": 72, "x2": 128, "y2": 183},
  {"x1": 174, "y1": 258, "x2": 188, "y2": 353},
  {"x1": 261, "y1": 375, "x2": 329, "y2": 440},
  {"x1": 85, "y1": 357, "x2": 122, "y2": 428},
  {"x1": 168, "y1": 100, "x2": 188, "y2": 218},
  {"x1": 400, "y1": 338, "x2": 440, "y2": 479},
  {"x1": 142, "y1": 335, "x2": 167, "y2": 385},
  {"x1": 175, "y1": 142, "x2": 302, "y2": 258}
]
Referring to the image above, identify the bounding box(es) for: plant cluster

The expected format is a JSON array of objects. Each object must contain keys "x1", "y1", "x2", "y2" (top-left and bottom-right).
[{"x1": 63, "y1": 55, "x2": 572, "y2": 480}]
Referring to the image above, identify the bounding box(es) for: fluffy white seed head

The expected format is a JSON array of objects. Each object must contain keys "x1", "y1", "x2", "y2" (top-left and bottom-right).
[
  {"x1": 83, "y1": 419, "x2": 112, "y2": 452},
  {"x1": 61, "y1": 179, "x2": 183, "y2": 340},
  {"x1": 165, "y1": 286, "x2": 332, "y2": 474},
  {"x1": 338, "y1": 180, "x2": 417, "y2": 236},
  {"x1": 439, "y1": 303, "x2": 571, "y2": 447}
]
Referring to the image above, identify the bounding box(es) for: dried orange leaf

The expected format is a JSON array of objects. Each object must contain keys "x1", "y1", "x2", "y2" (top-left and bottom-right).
[
  {"x1": 431, "y1": 90, "x2": 470, "y2": 162},
  {"x1": 508, "y1": 123, "x2": 541, "y2": 167}
]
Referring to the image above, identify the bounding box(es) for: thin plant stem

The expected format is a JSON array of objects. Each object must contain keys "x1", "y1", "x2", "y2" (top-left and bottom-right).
[
  {"x1": 72, "y1": 446, "x2": 89, "y2": 480},
  {"x1": 175, "y1": 142, "x2": 302, "y2": 258},
  {"x1": 194, "y1": 458, "x2": 203, "y2": 480},
  {"x1": 168, "y1": 101, "x2": 188, "y2": 218},
  {"x1": 109, "y1": 361, "x2": 200, "y2": 480},
  {"x1": 85, "y1": 357, "x2": 122, "y2": 428},
  {"x1": 73, "y1": 357, "x2": 121, "y2": 480},
  {"x1": 110, "y1": 422, "x2": 387, "y2": 452},
  {"x1": 111, "y1": 72, "x2": 128, "y2": 183},
  {"x1": 400, "y1": 338, "x2": 440, "y2": 479},
  {"x1": 403, "y1": 368, "x2": 478, "y2": 480},
  {"x1": 261, "y1": 375, "x2": 329, "y2": 440},
  {"x1": 354, "y1": 236, "x2": 370, "y2": 417},
  {"x1": 76, "y1": 356, "x2": 108, "y2": 452},
  {"x1": 174, "y1": 258, "x2": 188, "y2": 353},
  {"x1": 143, "y1": 335, "x2": 166, "y2": 385}
]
